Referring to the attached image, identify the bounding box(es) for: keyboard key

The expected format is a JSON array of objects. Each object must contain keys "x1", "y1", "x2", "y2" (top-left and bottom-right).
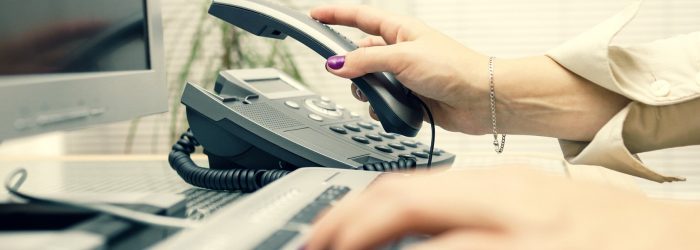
[
  {"x1": 316, "y1": 186, "x2": 351, "y2": 202},
  {"x1": 289, "y1": 202, "x2": 330, "y2": 224},
  {"x1": 352, "y1": 136, "x2": 370, "y2": 144},
  {"x1": 289, "y1": 186, "x2": 350, "y2": 224},
  {"x1": 344, "y1": 124, "x2": 361, "y2": 132},
  {"x1": 329, "y1": 126, "x2": 348, "y2": 134},
  {"x1": 253, "y1": 229, "x2": 299, "y2": 250}
]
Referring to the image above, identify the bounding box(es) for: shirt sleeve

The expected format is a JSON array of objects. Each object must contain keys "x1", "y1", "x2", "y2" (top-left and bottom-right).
[{"x1": 546, "y1": 1, "x2": 700, "y2": 182}]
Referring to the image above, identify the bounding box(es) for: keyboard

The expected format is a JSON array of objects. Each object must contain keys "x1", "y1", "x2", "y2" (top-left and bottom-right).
[
  {"x1": 182, "y1": 188, "x2": 246, "y2": 220},
  {"x1": 154, "y1": 167, "x2": 410, "y2": 250}
]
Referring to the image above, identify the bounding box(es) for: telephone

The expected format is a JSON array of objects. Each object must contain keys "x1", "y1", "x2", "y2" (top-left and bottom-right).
[
  {"x1": 167, "y1": 0, "x2": 456, "y2": 192},
  {"x1": 208, "y1": 0, "x2": 424, "y2": 137},
  {"x1": 170, "y1": 69, "x2": 455, "y2": 192}
]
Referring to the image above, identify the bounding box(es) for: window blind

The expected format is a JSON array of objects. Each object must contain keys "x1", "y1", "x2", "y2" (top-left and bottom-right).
[{"x1": 4, "y1": 0, "x2": 696, "y2": 182}]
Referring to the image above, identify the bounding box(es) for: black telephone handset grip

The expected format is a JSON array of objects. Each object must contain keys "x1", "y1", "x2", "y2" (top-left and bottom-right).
[{"x1": 209, "y1": 0, "x2": 424, "y2": 137}]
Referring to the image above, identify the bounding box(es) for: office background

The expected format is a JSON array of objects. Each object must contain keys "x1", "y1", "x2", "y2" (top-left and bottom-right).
[{"x1": 1, "y1": 0, "x2": 698, "y2": 185}]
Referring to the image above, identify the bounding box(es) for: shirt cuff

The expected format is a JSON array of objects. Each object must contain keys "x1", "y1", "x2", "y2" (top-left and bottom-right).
[{"x1": 559, "y1": 103, "x2": 685, "y2": 183}]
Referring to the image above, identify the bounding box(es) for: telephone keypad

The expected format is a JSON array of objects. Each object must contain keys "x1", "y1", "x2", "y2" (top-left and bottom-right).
[
  {"x1": 303, "y1": 94, "x2": 450, "y2": 166},
  {"x1": 365, "y1": 134, "x2": 383, "y2": 142}
]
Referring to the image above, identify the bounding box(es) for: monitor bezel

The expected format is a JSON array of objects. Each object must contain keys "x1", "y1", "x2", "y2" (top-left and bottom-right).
[{"x1": 0, "y1": 0, "x2": 167, "y2": 142}]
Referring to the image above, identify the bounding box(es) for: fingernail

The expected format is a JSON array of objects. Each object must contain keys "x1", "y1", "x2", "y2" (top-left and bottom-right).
[{"x1": 326, "y1": 55, "x2": 345, "y2": 70}]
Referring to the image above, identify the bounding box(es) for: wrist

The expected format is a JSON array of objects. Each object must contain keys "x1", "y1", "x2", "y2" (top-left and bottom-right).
[{"x1": 494, "y1": 55, "x2": 630, "y2": 141}]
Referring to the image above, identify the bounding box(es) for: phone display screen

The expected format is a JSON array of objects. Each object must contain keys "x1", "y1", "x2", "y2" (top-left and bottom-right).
[
  {"x1": 248, "y1": 78, "x2": 299, "y2": 94},
  {"x1": 0, "y1": 0, "x2": 149, "y2": 76}
]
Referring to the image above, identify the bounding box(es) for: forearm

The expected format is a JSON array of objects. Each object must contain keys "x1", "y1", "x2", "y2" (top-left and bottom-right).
[{"x1": 496, "y1": 55, "x2": 630, "y2": 141}]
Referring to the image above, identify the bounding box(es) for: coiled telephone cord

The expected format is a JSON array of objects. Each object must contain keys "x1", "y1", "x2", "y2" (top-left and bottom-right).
[{"x1": 169, "y1": 130, "x2": 423, "y2": 192}]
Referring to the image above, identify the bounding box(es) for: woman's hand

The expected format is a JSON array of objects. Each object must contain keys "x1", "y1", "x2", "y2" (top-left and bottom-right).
[
  {"x1": 311, "y1": 5, "x2": 630, "y2": 141},
  {"x1": 312, "y1": 5, "x2": 493, "y2": 134},
  {"x1": 306, "y1": 168, "x2": 700, "y2": 250}
]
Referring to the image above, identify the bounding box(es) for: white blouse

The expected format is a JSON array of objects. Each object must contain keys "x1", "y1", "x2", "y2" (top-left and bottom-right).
[{"x1": 546, "y1": 1, "x2": 700, "y2": 182}]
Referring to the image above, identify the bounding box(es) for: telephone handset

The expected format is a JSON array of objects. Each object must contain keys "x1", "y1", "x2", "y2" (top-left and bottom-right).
[
  {"x1": 169, "y1": 69, "x2": 455, "y2": 192},
  {"x1": 208, "y1": 0, "x2": 424, "y2": 137}
]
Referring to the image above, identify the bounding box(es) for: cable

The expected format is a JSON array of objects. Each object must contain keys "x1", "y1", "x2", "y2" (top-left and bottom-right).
[
  {"x1": 4, "y1": 168, "x2": 200, "y2": 229},
  {"x1": 361, "y1": 156, "x2": 417, "y2": 171},
  {"x1": 169, "y1": 127, "x2": 430, "y2": 192},
  {"x1": 416, "y1": 98, "x2": 436, "y2": 168},
  {"x1": 169, "y1": 129, "x2": 290, "y2": 192}
]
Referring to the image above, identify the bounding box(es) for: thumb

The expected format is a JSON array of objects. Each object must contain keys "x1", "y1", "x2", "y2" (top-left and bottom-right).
[{"x1": 326, "y1": 44, "x2": 405, "y2": 79}]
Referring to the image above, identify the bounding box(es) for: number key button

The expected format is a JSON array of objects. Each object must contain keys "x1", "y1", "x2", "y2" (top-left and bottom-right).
[
  {"x1": 401, "y1": 140, "x2": 419, "y2": 148},
  {"x1": 357, "y1": 122, "x2": 374, "y2": 130},
  {"x1": 388, "y1": 143, "x2": 406, "y2": 150},
  {"x1": 365, "y1": 133, "x2": 383, "y2": 141},
  {"x1": 374, "y1": 145, "x2": 393, "y2": 153},
  {"x1": 329, "y1": 126, "x2": 347, "y2": 134},
  {"x1": 344, "y1": 124, "x2": 361, "y2": 132},
  {"x1": 411, "y1": 151, "x2": 430, "y2": 159},
  {"x1": 379, "y1": 131, "x2": 396, "y2": 139},
  {"x1": 352, "y1": 136, "x2": 370, "y2": 144}
]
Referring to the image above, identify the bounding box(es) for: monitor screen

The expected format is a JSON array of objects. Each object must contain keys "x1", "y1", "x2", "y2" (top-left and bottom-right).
[
  {"x1": 0, "y1": 0, "x2": 149, "y2": 76},
  {"x1": 0, "y1": 0, "x2": 166, "y2": 142}
]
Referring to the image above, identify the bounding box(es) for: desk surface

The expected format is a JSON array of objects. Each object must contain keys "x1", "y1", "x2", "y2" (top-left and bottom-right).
[{"x1": 1, "y1": 154, "x2": 697, "y2": 201}]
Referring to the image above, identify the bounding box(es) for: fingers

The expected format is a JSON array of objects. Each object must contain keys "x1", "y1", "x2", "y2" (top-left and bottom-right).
[
  {"x1": 326, "y1": 44, "x2": 406, "y2": 79},
  {"x1": 357, "y1": 36, "x2": 388, "y2": 47},
  {"x1": 310, "y1": 5, "x2": 422, "y2": 44},
  {"x1": 369, "y1": 106, "x2": 378, "y2": 121},
  {"x1": 350, "y1": 84, "x2": 368, "y2": 102},
  {"x1": 307, "y1": 177, "x2": 464, "y2": 250},
  {"x1": 407, "y1": 231, "x2": 507, "y2": 250}
]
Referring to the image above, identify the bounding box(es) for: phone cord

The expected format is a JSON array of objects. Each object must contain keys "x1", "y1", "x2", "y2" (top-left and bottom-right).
[
  {"x1": 168, "y1": 129, "x2": 290, "y2": 193},
  {"x1": 169, "y1": 130, "x2": 421, "y2": 192}
]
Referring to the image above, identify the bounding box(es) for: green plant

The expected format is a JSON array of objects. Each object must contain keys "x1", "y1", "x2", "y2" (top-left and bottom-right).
[{"x1": 124, "y1": 0, "x2": 303, "y2": 153}]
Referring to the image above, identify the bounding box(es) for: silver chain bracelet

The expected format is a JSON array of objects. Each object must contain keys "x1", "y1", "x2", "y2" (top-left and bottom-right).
[{"x1": 488, "y1": 57, "x2": 506, "y2": 154}]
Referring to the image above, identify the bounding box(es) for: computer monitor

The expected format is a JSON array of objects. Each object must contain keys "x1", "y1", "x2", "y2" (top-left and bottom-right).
[{"x1": 0, "y1": 0, "x2": 167, "y2": 142}]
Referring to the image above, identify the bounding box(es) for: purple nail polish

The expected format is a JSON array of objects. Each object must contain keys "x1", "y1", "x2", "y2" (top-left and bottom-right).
[{"x1": 326, "y1": 55, "x2": 345, "y2": 70}]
